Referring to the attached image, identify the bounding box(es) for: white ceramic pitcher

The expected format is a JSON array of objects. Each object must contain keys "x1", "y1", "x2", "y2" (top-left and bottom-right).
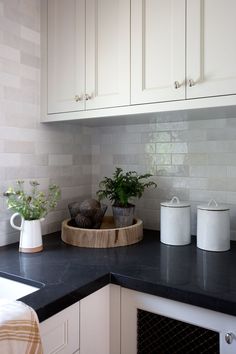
[{"x1": 10, "y1": 213, "x2": 43, "y2": 253}]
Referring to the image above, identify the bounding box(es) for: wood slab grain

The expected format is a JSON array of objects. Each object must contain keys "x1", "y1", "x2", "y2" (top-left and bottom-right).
[{"x1": 61, "y1": 216, "x2": 143, "y2": 248}]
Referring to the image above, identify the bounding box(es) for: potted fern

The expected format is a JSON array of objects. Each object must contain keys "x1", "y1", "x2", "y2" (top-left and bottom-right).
[
  {"x1": 97, "y1": 167, "x2": 157, "y2": 227},
  {"x1": 4, "y1": 180, "x2": 61, "y2": 253}
]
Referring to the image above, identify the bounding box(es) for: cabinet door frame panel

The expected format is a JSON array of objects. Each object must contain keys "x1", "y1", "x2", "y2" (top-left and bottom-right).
[
  {"x1": 85, "y1": 0, "x2": 131, "y2": 110},
  {"x1": 131, "y1": 0, "x2": 186, "y2": 105},
  {"x1": 40, "y1": 302, "x2": 80, "y2": 354},
  {"x1": 47, "y1": 0, "x2": 85, "y2": 114},
  {"x1": 187, "y1": 0, "x2": 236, "y2": 99},
  {"x1": 121, "y1": 288, "x2": 236, "y2": 354}
]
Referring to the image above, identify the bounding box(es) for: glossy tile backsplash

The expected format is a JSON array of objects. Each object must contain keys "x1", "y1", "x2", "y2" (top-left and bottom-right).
[
  {"x1": 0, "y1": 0, "x2": 91, "y2": 245},
  {"x1": 91, "y1": 118, "x2": 236, "y2": 240},
  {"x1": 1, "y1": 0, "x2": 236, "y2": 246}
]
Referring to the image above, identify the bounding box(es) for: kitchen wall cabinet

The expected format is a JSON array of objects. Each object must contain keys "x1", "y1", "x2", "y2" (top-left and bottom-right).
[
  {"x1": 85, "y1": 0, "x2": 130, "y2": 110},
  {"x1": 41, "y1": 0, "x2": 236, "y2": 122},
  {"x1": 131, "y1": 0, "x2": 236, "y2": 105},
  {"x1": 187, "y1": 0, "x2": 236, "y2": 99},
  {"x1": 121, "y1": 288, "x2": 236, "y2": 354},
  {"x1": 47, "y1": 0, "x2": 85, "y2": 114},
  {"x1": 131, "y1": 0, "x2": 186, "y2": 104},
  {"x1": 46, "y1": 0, "x2": 130, "y2": 115},
  {"x1": 40, "y1": 302, "x2": 80, "y2": 354}
]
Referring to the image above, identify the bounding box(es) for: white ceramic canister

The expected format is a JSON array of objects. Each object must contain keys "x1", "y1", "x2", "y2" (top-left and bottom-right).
[
  {"x1": 197, "y1": 199, "x2": 230, "y2": 252},
  {"x1": 160, "y1": 196, "x2": 191, "y2": 246}
]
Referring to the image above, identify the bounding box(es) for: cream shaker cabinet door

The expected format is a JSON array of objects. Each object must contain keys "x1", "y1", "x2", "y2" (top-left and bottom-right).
[
  {"x1": 131, "y1": 0, "x2": 186, "y2": 105},
  {"x1": 80, "y1": 285, "x2": 121, "y2": 354},
  {"x1": 80, "y1": 286, "x2": 110, "y2": 354},
  {"x1": 40, "y1": 302, "x2": 80, "y2": 354},
  {"x1": 47, "y1": 0, "x2": 85, "y2": 114},
  {"x1": 85, "y1": 0, "x2": 130, "y2": 110},
  {"x1": 187, "y1": 0, "x2": 236, "y2": 99}
]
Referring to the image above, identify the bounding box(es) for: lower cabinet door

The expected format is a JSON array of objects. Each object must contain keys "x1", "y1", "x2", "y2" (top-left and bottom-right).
[
  {"x1": 121, "y1": 288, "x2": 236, "y2": 354},
  {"x1": 80, "y1": 286, "x2": 110, "y2": 354},
  {"x1": 80, "y1": 284, "x2": 121, "y2": 354},
  {"x1": 40, "y1": 302, "x2": 79, "y2": 354}
]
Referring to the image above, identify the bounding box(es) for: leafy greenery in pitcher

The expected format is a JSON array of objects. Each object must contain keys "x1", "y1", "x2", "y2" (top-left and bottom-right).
[{"x1": 3, "y1": 180, "x2": 61, "y2": 220}]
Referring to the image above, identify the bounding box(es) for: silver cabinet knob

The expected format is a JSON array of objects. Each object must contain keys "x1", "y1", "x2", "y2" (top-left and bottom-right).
[
  {"x1": 84, "y1": 93, "x2": 92, "y2": 100},
  {"x1": 174, "y1": 81, "x2": 181, "y2": 90},
  {"x1": 174, "y1": 81, "x2": 181, "y2": 89},
  {"x1": 188, "y1": 79, "x2": 195, "y2": 87},
  {"x1": 225, "y1": 332, "x2": 233, "y2": 344},
  {"x1": 74, "y1": 95, "x2": 83, "y2": 102}
]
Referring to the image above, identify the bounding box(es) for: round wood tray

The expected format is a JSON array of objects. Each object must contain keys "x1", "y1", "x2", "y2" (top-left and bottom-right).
[{"x1": 61, "y1": 216, "x2": 143, "y2": 248}]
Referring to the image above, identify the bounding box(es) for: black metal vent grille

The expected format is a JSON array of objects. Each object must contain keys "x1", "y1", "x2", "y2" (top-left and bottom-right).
[{"x1": 137, "y1": 309, "x2": 219, "y2": 354}]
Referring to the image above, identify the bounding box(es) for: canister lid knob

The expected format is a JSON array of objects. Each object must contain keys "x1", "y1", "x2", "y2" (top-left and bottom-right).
[
  {"x1": 170, "y1": 196, "x2": 180, "y2": 204},
  {"x1": 198, "y1": 199, "x2": 229, "y2": 211},
  {"x1": 161, "y1": 196, "x2": 190, "y2": 208},
  {"x1": 207, "y1": 199, "x2": 218, "y2": 208}
]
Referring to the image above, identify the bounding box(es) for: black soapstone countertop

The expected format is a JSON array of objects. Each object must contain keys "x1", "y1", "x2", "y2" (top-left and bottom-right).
[{"x1": 0, "y1": 230, "x2": 235, "y2": 322}]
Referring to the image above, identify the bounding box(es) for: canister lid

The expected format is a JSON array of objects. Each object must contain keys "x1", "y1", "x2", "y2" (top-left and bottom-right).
[
  {"x1": 198, "y1": 199, "x2": 229, "y2": 211},
  {"x1": 161, "y1": 196, "x2": 190, "y2": 208}
]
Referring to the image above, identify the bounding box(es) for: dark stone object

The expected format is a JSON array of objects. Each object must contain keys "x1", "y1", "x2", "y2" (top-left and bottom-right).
[
  {"x1": 80, "y1": 199, "x2": 101, "y2": 218},
  {"x1": 68, "y1": 202, "x2": 81, "y2": 218},
  {"x1": 75, "y1": 214, "x2": 93, "y2": 229},
  {"x1": 69, "y1": 199, "x2": 107, "y2": 229}
]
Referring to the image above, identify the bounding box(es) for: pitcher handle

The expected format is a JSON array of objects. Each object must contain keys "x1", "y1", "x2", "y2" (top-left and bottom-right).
[{"x1": 10, "y1": 213, "x2": 23, "y2": 231}]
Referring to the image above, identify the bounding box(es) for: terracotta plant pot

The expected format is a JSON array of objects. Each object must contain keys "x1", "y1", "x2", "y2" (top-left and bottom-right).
[{"x1": 112, "y1": 204, "x2": 135, "y2": 228}]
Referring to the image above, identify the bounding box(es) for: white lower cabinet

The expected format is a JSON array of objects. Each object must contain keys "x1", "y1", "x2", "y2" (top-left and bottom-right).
[
  {"x1": 121, "y1": 288, "x2": 236, "y2": 354},
  {"x1": 40, "y1": 302, "x2": 80, "y2": 354},
  {"x1": 80, "y1": 284, "x2": 120, "y2": 354},
  {"x1": 40, "y1": 284, "x2": 120, "y2": 354},
  {"x1": 40, "y1": 285, "x2": 236, "y2": 354}
]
